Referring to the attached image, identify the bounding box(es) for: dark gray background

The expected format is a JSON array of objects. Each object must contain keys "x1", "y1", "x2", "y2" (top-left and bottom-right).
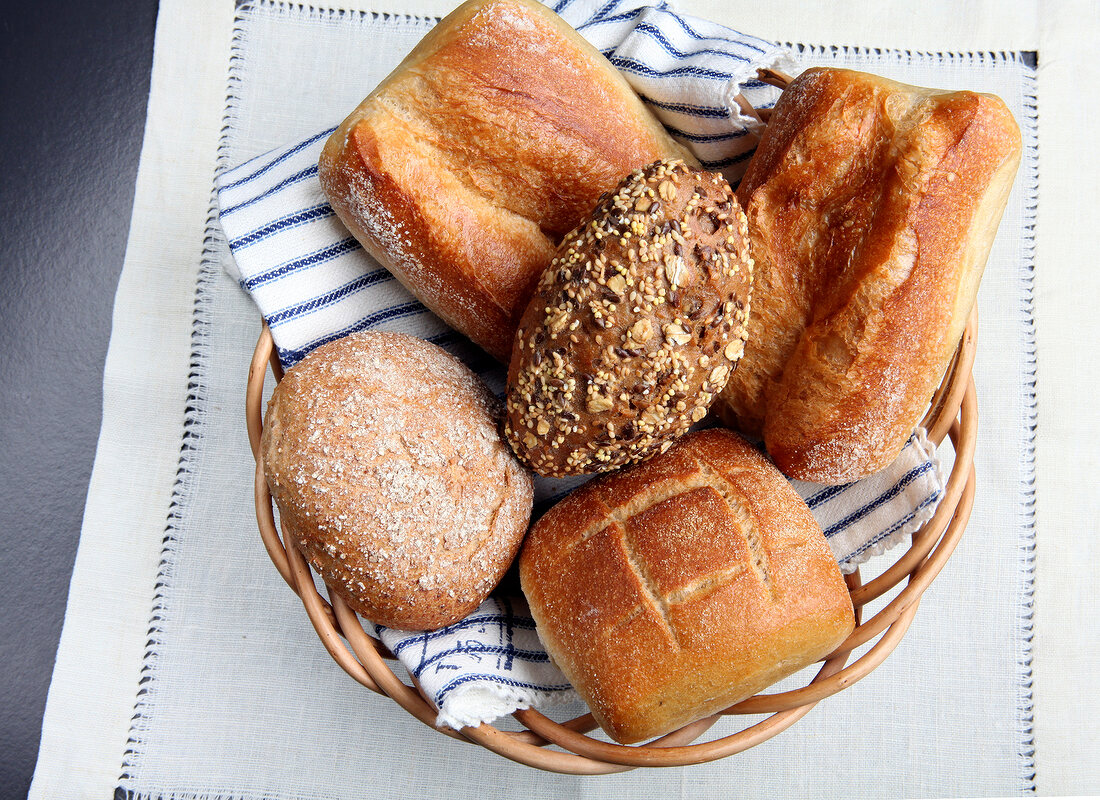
[{"x1": 0, "y1": 1, "x2": 158, "y2": 796}]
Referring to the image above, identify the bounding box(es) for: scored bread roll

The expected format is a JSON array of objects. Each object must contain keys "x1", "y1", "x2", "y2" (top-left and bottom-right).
[
  {"x1": 505, "y1": 160, "x2": 753, "y2": 478},
  {"x1": 262, "y1": 332, "x2": 533, "y2": 631},
  {"x1": 718, "y1": 67, "x2": 1021, "y2": 483},
  {"x1": 519, "y1": 429, "x2": 855, "y2": 744},
  {"x1": 318, "y1": 0, "x2": 694, "y2": 362}
]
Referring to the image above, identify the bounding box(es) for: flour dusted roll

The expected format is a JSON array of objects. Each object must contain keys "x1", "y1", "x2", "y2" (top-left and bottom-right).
[
  {"x1": 718, "y1": 67, "x2": 1021, "y2": 483},
  {"x1": 519, "y1": 429, "x2": 855, "y2": 744},
  {"x1": 261, "y1": 332, "x2": 533, "y2": 631},
  {"x1": 318, "y1": 0, "x2": 694, "y2": 362}
]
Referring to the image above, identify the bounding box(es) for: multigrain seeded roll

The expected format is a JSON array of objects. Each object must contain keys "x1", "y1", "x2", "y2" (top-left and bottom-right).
[
  {"x1": 261, "y1": 332, "x2": 533, "y2": 631},
  {"x1": 505, "y1": 160, "x2": 753, "y2": 478}
]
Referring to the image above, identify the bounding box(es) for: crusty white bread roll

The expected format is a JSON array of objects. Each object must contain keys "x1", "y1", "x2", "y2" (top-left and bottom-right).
[
  {"x1": 505, "y1": 160, "x2": 753, "y2": 478},
  {"x1": 318, "y1": 0, "x2": 693, "y2": 362},
  {"x1": 718, "y1": 67, "x2": 1021, "y2": 483},
  {"x1": 261, "y1": 332, "x2": 533, "y2": 631},
  {"x1": 519, "y1": 429, "x2": 855, "y2": 744}
]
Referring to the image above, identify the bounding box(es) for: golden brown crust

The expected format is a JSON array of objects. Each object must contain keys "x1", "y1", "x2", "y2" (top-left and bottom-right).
[
  {"x1": 261, "y1": 332, "x2": 533, "y2": 631},
  {"x1": 717, "y1": 67, "x2": 1021, "y2": 482},
  {"x1": 504, "y1": 160, "x2": 753, "y2": 478},
  {"x1": 519, "y1": 429, "x2": 854, "y2": 744},
  {"x1": 318, "y1": 0, "x2": 693, "y2": 362}
]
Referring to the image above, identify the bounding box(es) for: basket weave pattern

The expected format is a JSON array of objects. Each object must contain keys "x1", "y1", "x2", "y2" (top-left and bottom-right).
[{"x1": 244, "y1": 307, "x2": 978, "y2": 774}]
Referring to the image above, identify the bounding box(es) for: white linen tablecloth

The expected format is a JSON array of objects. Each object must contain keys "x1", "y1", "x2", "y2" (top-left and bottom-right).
[{"x1": 28, "y1": 0, "x2": 1100, "y2": 797}]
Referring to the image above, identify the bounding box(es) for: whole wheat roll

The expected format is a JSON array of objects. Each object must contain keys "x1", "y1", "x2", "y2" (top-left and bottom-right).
[
  {"x1": 262, "y1": 332, "x2": 533, "y2": 631},
  {"x1": 505, "y1": 160, "x2": 753, "y2": 478}
]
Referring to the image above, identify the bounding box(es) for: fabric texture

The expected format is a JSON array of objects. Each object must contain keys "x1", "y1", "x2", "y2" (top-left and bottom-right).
[
  {"x1": 30, "y1": 0, "x2": 1048, "y2": 797},
  {"x1": 214, "y1": 0, "x2": 945, "y2": 730},
  {"x1": 377, "y1": 597, "x2": 579, "y2": 730}
]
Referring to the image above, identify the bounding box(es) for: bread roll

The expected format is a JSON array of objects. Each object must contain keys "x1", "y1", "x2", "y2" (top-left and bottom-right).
[
  {"x1": 519, "y1": 429, "x2": 855, "y2": 744},
  {"x1": 261, "y1": 332, "x2": 532, "y2": 631},
  {"x1": 318, "y1": 0, "x2": 693, "y2": 362},
  {"x1": 717, "y1": 67, "x2": 1020, "y2": 483},
  {"x1": 505, "y1": 160, "x2": 753, "y2": 478}
]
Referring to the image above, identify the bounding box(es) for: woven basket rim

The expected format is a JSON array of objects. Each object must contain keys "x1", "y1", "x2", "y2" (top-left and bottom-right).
[{"x1": 244, "y1": 308, "x2": 978, "y2": 774}]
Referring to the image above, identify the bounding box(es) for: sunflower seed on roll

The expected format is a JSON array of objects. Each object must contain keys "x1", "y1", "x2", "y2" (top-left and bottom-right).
[{"x1": 504, "y1": 159, "x2": 754, "y2": 478}]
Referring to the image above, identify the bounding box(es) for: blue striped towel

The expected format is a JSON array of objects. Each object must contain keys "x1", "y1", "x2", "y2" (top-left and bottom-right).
[{"x1": 217, "y1": 0, "x2": 946, "y2": 730}]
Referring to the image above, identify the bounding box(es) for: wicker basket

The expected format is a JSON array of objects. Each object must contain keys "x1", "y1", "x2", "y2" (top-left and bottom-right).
[
  {"x1": 243, "y1": 67, "x2": 977, "y2": 772},
  {"x1": 244, "y1": 305, "x2": 977, "y2": 774}
]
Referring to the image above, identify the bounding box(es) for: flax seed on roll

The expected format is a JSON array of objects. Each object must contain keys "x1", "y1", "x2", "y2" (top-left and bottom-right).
[
  {"x1": 505, "y1": 160, "x2": 753, "y2": 478},
  {"x1": 519, "y1": 429, "x2": 855, "y2": 744},
  {"x1": 261, "y1": 332, "x2": 533, "y2": 631}
]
